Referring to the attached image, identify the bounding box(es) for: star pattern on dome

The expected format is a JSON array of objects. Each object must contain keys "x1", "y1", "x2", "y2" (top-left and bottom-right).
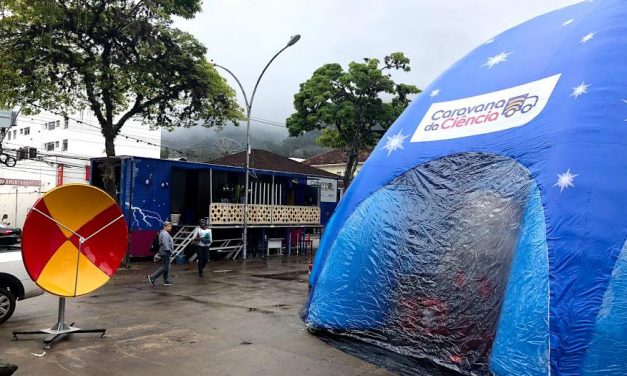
[
  {"x1": 554, "y1": 169, "x2": 579, "y2": 192},
  {"x1": 382, "y1": 131, "x2": 408, "y2": 156},
  {"x1": 482, "y1": 51, "x2": 512, "y2": 69},
  {"x1": 570, "y1": 82, "x2": 589, "y2": 99},
  {"x1": 580, "y1": 32, "x2": 595, "y2": 44}
]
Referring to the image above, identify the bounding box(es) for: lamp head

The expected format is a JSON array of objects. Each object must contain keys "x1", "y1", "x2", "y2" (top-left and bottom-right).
[{"x1": 287, "y1": 34, "x2": 301, "y2": 47}]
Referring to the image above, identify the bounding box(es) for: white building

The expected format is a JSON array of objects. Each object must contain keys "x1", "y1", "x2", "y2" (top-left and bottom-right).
[{"x1": 0, "y1": 109, "x2": 161, "y2": 227}]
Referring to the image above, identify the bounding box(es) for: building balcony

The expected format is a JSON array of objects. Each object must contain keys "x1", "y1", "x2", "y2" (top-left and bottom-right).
[{"x1": 209, "y1": 203, "x2": 320, "y2": 227}]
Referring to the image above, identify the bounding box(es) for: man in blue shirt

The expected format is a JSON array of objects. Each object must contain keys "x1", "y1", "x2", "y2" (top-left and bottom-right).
[{"x1": 148, "y1": 221, "x2": 174, "y2": 286}]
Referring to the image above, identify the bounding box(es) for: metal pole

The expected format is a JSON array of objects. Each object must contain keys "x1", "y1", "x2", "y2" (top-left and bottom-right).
[
  {"x1": 57, "y1": 297, "x2": 66, "y2": 330},
  {"x1": 124, "y1": 159, "x2": 134, "y2": 269},
  {"x1": 213, "y1": 34, "x2": 300, "y2": 260},
  {"x1": 243, "y1": 111, "x2": 251, "y2": 258},
  {"x1": 14, "y1": 186, "x2": 18, "y2": 226},
  {"x1": 262, "y1": 183, "x2": 266, "y2": 205}
]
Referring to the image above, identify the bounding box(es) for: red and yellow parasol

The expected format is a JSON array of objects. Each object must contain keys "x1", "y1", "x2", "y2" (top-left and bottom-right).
[{"x1": 21, "y1": 184, "x2": 128, "y2": 297}]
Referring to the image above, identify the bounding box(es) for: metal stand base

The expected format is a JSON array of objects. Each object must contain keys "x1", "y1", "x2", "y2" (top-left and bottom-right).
[{"x1": 12, "y1": 297, "x2": 106, "y2": 349}]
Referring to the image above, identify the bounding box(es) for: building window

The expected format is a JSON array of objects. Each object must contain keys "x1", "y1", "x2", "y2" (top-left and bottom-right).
[
  {"x1": 19, "y1": 128, "x2": 23, "y2": 135},
  {"x1": 64, "y1": 117, "x2": 69, "y2": 128},
  {"x1": 62, "y1": 139, "x2": 68, "y2": 151},
  {"x1": 46, "y1": 121, "x2": 57, "y2": 130},
  {"x1": 12, "y1": 130, "x2": 16, "y2": 138},
  {"x1": 46, "y1": 142, "x2": 55, "y2": 151},
  {"x1": 55, "y1": 120, "x2": 60, "y2": 128},
  {"x1": 55, "y1": 141, "x2": 59, "y2": 148},
  {"x1": 23, "y1": 127, "x2": 30, "y2": 135},
  {"x1": 7, "y1": 132, "x2": 11, "y2": 140}
]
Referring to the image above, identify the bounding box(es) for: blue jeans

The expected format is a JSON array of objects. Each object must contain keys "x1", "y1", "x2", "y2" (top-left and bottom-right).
[{"x1": 150, "y1": 253, "x2": 171, "y2": 283}]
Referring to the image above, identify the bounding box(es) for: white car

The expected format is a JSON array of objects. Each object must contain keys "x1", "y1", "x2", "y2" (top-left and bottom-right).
[{"x1": 0, "y1": 248, "x2": 43, "y2": 324}]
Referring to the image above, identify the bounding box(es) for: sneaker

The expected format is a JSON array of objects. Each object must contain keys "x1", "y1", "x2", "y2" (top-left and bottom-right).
[
  {"x1": 148, "y1": 276, "x2": 155, "y2": 286},
  {"x1": 163, "y1": 281, "x2": 173, "y2": 286}
]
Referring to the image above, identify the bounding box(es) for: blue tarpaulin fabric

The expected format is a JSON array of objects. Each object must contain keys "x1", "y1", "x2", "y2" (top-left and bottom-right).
[{"x1": 305, "y1": 1, "x2": 627, "y2": 375}]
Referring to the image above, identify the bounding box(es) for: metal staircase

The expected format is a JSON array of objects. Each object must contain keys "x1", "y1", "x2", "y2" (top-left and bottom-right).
[
  {"x1": 188, "y1": 237, "x2": 244, "y2": 262},
  {"x1": 155, "y1": 226, "x2": 245, "y2": 263},
  {"x1": 153, "y1": 225, "x2": 196, "y2": 263},
  {"x1": 169, "y1": 225, "x2": 196, "y2": 263}
]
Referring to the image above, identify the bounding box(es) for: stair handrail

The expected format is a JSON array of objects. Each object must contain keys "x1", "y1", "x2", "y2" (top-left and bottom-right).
[
  {"x1": 169, "y1": 226, "x2": 197, "y2": 263},
  {"x1": 153, "y1": 226, "x2": 196, "y2": 263}
]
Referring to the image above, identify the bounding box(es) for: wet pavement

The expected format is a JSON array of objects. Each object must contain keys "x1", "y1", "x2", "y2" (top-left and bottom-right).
[{"x1": 0, "y1": 256, "x2": 392, "y2": 376}]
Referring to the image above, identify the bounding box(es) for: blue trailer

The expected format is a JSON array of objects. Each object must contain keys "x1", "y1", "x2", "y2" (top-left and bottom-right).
[{"x1": 90, "y1": 152, "x2": 340, "y2": 258}]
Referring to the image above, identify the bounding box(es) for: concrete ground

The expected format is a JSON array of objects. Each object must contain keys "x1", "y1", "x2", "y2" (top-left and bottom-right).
[{"x1": 0, "y1": 256, "x2": 392, "y2": 376}]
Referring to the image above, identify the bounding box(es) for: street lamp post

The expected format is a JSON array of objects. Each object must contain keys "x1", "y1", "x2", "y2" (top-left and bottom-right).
[{"x1": 213, "y1": 34, "x2": 300, "y2": 260}]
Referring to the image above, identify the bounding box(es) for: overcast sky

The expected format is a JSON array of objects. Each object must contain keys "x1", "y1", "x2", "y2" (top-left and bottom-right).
[{"x1": 173, "y1": 0, "x2": 581, "y2": 138}]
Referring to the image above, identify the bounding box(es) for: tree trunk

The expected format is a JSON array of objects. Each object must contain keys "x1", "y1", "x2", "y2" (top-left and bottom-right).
[
  {"x1": 342, "y1": 143, "x2": 359, "y2": 189},
  {"x1": 102, "y1": 134, "x2": 118, "y2": 201}
]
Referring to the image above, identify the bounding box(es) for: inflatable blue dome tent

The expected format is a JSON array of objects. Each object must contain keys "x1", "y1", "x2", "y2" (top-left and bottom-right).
[{"x1": 305, "y1": 1, "x2": 627, "y2": 375}]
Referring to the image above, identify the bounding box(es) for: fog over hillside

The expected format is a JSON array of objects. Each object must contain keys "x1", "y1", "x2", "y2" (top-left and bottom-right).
[{"x1": 161, "y1": 121, "x2": 328, "y2": 161}]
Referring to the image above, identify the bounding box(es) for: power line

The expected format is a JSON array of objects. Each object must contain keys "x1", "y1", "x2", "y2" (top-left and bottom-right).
[
  {"x1": 2, "y1": 142, "x2": 92, "y2": 161},
  {"x1": 8, "y1": 108, "x2": 193, "y2": 158},
  {"x1": 6, "y1": 107, "x2": 292, "y2": 158},
  {"x1": 250, "y1": 117, "x2": 287, "y2": 128},
  {"x1": 0, "y1": 156, "x2": 87, "y2": 170},
  {"x1": 11, "y1": 115, "x2": 164, "y2": 144},
  {"x1": 29, "y1": 106, "x2": 167, "y2": 147}
]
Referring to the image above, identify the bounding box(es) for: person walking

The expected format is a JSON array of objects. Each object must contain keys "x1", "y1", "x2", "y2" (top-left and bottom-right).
[
  {"x1": 148, "y1": 221, "x2": 174, "y2": 286},
  {"x1": 192, "y1": 219, "x2": 212, "y2": 277}
]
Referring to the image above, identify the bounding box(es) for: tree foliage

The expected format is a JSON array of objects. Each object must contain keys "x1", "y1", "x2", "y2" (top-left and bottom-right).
[
  {"x1": 286, "y1": 52, "x2": 420, "y2": 187},
  {"x1": 0, "y1": 0, "x2": 242, "y2": 196}
]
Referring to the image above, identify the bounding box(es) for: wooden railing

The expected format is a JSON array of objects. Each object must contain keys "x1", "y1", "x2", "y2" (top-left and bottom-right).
[{"x1": 209, "y1": 203, "x2": 320, "y2": 226}]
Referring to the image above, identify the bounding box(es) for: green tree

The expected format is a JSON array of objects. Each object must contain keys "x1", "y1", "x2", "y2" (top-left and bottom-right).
[
  {"x1": 286, "y1": 52, "x2": 420, "y2": 187},
  {"x1": 0, "y1": 0, "x2": 242, "y2": 197}
]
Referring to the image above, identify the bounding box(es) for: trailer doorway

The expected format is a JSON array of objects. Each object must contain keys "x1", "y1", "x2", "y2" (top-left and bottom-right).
[{"x1": 170, "y1": 168, "x2": 211, "y2": 225}]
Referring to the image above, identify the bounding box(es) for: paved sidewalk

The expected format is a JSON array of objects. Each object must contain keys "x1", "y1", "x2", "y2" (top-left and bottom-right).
[{"x1": 0, "y1": 256, "x2": 392, "y2": 376}]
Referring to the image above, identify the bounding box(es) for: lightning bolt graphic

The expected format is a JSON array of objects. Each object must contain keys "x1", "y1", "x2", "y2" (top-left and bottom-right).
[{"x1": 131, "y1": 206, "x2": 163, "y2": 228}]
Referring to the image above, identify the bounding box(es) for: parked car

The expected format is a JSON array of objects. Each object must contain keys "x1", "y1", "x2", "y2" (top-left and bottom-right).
[
  {"x1": 0, "y1": 224, "x2": 21, "y2": 246},
  {"x1": 0, "y1": 249, "x2": 43, "y2": 324}
]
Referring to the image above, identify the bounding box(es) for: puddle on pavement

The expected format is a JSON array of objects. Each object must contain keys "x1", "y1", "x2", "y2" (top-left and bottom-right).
[
  {"x1": 272, "y1": 304, "x2": 290, "y2": 308},
  {"x1": 247, "y1": 307, "x2": 274, "y2": 315}
]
